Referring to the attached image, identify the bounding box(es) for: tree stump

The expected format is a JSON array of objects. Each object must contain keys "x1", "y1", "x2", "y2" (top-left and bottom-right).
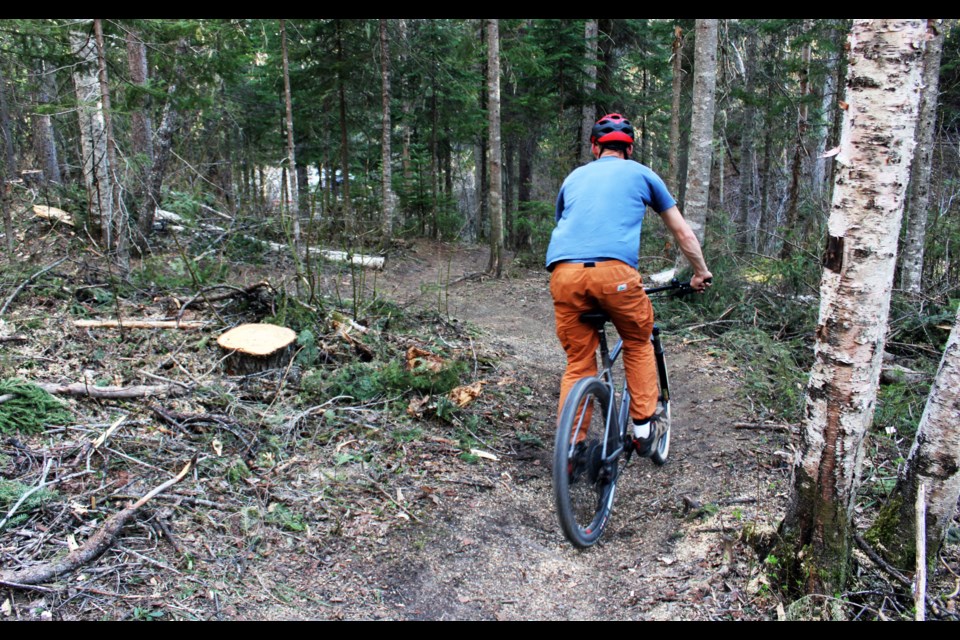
[{"x1": 217, "y1": 323, "x2": 297, "y2": 375}]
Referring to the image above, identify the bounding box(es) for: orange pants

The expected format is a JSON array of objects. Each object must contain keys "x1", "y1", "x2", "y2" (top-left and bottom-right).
[{"x1": 550, "y1": 260, "x2": 657, "y2": 428}]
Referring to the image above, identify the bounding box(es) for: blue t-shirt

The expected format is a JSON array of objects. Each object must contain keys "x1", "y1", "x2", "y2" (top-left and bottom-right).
[{"x1": 545, "y1": 157, "x2": 676, "y2": 270}]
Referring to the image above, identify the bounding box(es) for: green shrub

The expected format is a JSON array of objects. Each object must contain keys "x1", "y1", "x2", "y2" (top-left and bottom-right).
[{"x1": 0, "y1": 379, "x2": 73, "y2": 434}]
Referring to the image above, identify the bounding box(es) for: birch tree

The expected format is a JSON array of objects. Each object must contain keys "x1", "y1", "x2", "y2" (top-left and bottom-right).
[
  {"x1": 71, "y1": 25, "x2": 113, "y2": 246},
  {"x1": 900, "y1": 20, "x2": 944, "y2": 294},
  {"x1": 486, "y1": 18, "x2": 504, "y2": 277},
  {"x1": 774, "y1": 19, "x2": 927, "y2": 602},
  {"x1": 869, "y1": 302, "x2": 960, "y2": 572},
  {"x1": 676, "y1": 19, "x2": 717, "y2": 271}
]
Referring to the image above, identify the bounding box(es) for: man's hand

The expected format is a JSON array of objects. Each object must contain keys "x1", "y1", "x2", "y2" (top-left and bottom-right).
[{"x1": 690, "y1": 272, "x2": 713, "y2": 292}]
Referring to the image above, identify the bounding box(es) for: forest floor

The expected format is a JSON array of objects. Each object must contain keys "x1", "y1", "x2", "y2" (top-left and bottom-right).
[{"x1": 1, "y1": 226, "x2": 951, "y2": 621}]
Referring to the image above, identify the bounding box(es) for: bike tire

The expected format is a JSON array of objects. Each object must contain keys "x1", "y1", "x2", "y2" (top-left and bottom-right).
[
  {"x1": 651, "y1": 365, "x2": 671, "y2": 467},
  {"x1": 553, "y1": 376, "x2": 618, "y2": 548}
]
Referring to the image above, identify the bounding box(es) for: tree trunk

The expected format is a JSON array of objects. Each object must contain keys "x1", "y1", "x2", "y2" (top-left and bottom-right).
[
  {"x1": 71, "y1": 26, "x2": 113, "y2": 247},
  {"x1": 336, "y1": 21, "x2": 352, "y2": 237},
  {"x1": 676, "y1": 19, "x2": 718, "y2": 271},
  {"x1": 900, "y1": 20, "x2": 944, "y2": 294},
  {"x1": 579, "y1": 20, "x2": 598, "y2": 166},
  {"x1": 126, "y1": 26, "x2": 153, "y2": 244},
  {"x1": 280, "y1": 20, "x2": 301, "y2": 253},
  {"x1": 869, "y1": 302, "x2": 960, "y2": 571},
  {"x1": 32, "y1": 60, "x2": 61, "y2": 185},
  {"x1": 736, "y1": 26, "x2": 759, "y2": 251},
  {"x1": 94, "y1": 19, "x2": 127, "y2": 267},
  {"x1": 486, "y1": 19, "x2": 504, "y2": 277},
  {"x1": 379, "y1": 19, "x2": 397, "y2": 243},
  {"x1": 126, "y1": 27, "x2": 154, "y2": 164},
  {"x1": 0, "y1": 68, "x2": 15, "y2": 179},
  {"x1": 780, "y1": 22, "x2": 813, "y2": 260},
  {"x1": 775, "y1": 19, "x2": 926, "y2": 603},
  {"x1": 667, "y1": 25, "x2": 684, "y2": 195},
  {"x1": 136, "y1": 40, "x2": 186, "y2": 253}
]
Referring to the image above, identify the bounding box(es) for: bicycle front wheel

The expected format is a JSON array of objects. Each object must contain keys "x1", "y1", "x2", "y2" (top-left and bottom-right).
[{"x1": 553, "y1": 377, "x2": 618, "y2": 548}]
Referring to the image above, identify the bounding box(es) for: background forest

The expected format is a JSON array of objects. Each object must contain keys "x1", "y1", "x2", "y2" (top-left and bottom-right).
[{"x1": 0, "y1": 18, "x2": 957, "y2": 620}]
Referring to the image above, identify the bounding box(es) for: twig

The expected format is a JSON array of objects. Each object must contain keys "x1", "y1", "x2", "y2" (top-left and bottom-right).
[
  {"x1": 374, "y1": 484, "x2": 423, "y2": 523},
  {"x1": 734, "y1": 422, "x2": 792, "y2": 431},
  {"x1": 0, "y1": 456, "x2": 194, "y2": 586},
  {"x1": 853, "y1": 533, "x2": 912, "y2": 588},
  {"x1": 0, "y1": 257, "x2": 68, "y2": 316},
  {"x1": 0, "y1": 458, "x2": 52, "y2": 530}
]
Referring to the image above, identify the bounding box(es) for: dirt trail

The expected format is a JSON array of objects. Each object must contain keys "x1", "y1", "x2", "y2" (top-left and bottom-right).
[{"x1": 280, "y1": 239, "x2": 784, "y2": 621}]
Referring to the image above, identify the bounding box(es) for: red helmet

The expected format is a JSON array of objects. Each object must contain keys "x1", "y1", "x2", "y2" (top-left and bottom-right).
[{"x1": 591, "y1": 113, "x2": 635, "y2": 145}]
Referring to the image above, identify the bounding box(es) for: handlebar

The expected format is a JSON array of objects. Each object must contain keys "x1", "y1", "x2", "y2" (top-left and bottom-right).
[{"x1": 644, "y1": 277, "x2": 712, "y2": 296}]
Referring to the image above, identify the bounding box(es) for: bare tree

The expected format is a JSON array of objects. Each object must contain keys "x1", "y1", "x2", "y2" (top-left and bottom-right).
[
  {"x1": 71, "y1": 25, "x2": 113, "y2": 247},
  {"x1": 280, "y1": 19, "x2": 301, "y2": 253},
  {"x1": 579, "y1": 20, "x2": 598, "y2": 166},
  {"x1": 900, "y1": 20, "x2": 944, "y2": 294},
  {"x1": 380, "y1": 19, "x2": 398, "y2": 243},
  {"x1": 676, "y1": 19, "x2": 717, "y2": 272},
  {"x1": 486, "y1": 18, "x2": 504, "y2": 277},
  {"x1": 774, "y1": 19, "x2": 927, "y2": 603}
]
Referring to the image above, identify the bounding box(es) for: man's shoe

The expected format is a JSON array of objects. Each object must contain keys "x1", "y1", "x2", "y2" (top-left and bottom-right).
[{"x1": 633, "y1": 417, "x2": 663, "y2": 457}]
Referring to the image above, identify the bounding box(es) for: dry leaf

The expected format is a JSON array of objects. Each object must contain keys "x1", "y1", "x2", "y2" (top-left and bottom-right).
[
  {"x1": 406, "y1": 395, "x2": 432, "y2": 417},
  {"x1": 838, "y1": 100, "x2": 849, "y2": 110},
  {"x1": 406, "y1": 346, "x2": 444, "y2": 372},
  {"x1": 212, "y1": 438, "x2": 223, "y2": 456},
  {"x1": 449, "y1": 381, "x2": 484, "y2": 407},
  {"x1": 1, "y1": 598, "x2": 11, "y2": 617},
  {"x1": 67, "y1": 534, "x2": 79, "y2": 552}
]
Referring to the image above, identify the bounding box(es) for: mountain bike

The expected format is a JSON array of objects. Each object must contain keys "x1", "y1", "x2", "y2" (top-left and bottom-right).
[{"x1": 552, "y1": 278, "x2": 703, "y2": 548}]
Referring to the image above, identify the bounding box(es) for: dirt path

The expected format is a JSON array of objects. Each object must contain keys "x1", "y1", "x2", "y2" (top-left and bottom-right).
[{"x1": 261, "y1": 240, "x2": 785, "y2": 621}]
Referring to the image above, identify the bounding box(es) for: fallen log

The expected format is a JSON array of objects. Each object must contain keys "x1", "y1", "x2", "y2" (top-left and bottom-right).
[
  {"x1": 37, "y1": 382, "x2": 187, "y2": 399},
  {"x1": 0, "y1": 457, "x2": 194, "y2": 587},
  {"x1": 74, "y1": 319, "x2": 204, "y2": 330}
]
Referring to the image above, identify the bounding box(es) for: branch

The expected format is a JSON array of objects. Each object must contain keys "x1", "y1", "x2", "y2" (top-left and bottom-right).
[
  {"x1": 0, "y1": 456, "x2": 194, "y2": 587},
  {"x1": 0, "y1": 257, "x2": 68, "y2": 316}
]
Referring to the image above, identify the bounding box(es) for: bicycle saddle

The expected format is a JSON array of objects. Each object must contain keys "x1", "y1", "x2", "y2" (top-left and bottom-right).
[{"x1": 579, "y1": 310, "x2": 610, "y2": 327}]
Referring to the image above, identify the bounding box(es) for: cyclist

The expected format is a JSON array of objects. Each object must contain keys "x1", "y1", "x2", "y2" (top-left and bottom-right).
[{"x1": 546, "y1": 113, "x2": 712, "y2": 456}]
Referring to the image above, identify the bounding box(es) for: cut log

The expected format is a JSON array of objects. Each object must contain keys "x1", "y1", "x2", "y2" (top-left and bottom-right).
[
  {"x1": 32, "y1": 205, "x2": 74, "y2": 226},
  {"x1": 217, "y1": 323, "x2": 297, "y2": 375},
  {"x1": 74, "y1": 319, "x2": 204, "y2": 330}
]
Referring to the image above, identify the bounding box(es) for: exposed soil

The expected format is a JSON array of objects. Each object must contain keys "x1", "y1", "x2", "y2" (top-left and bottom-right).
[
  {"x1": 0, "y1": 234, "x2": 795, "y2": 621},
  {"x1": 234, "y1": 239, "x2": 791, "y2": 621}
]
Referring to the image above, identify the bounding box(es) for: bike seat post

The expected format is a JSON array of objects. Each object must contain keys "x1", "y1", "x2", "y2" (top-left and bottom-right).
[{"x1": 597, "y1": 324, "x2": 612, "y2": 371}]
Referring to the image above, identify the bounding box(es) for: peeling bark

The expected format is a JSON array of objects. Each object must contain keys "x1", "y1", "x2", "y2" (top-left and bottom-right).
[{"x1": 777, "y1": 19, "x2": 926, "y2": 600}]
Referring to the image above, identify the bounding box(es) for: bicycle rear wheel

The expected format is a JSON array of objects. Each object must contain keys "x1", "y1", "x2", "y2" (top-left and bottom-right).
[
  {"x1": 651, "y1": 352, "x2": 671, "y2": 466},
  {"x1": 553, "y1": 377, "x2": 619, "y2": 548}
]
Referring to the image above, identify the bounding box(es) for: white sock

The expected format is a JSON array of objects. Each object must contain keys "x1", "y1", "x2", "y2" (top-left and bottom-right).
[{"x1": 633, "y1": 420, "x2": 650, "y2": 439}]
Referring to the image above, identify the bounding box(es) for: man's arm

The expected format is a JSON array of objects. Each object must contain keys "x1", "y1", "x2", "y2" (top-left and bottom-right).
[{"x1": 658, "y1": 206, "x2": 713, "y2": 291}]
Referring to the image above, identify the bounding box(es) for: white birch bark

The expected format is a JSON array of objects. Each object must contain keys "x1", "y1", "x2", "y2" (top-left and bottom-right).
[
  {"x1": 781, "y1": 19, "x2": 927, "y2": 594},
  {"x1": 900, "y1": 20, "x2": 944, "y2": 294},
  {"x1": 71, "y1": 26, "x2": 113, "y2": 246},
  {"x1": 676, "y1": 19, "x2": 717, "y2": 271},
  {"x1": 579, "y1": 20, "x2": 598, "y2": 166},
  {"x1": 892, "y1": 302, "x2": 960, "y2": 566}
]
